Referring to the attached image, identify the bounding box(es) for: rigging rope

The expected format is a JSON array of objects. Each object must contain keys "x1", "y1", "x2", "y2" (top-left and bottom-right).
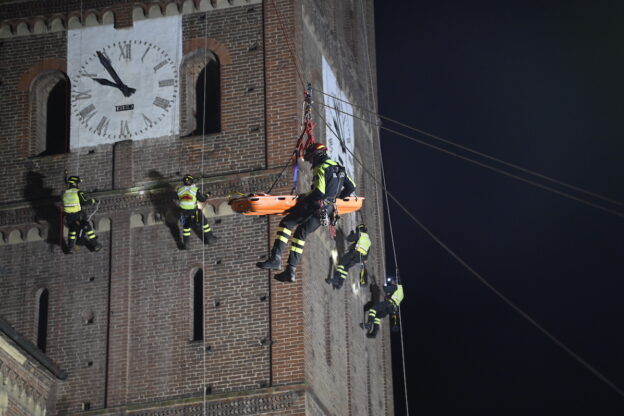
[
  {"x1": 313, "y1": 88, "x2": 624, "y2": 211},
  {"x1": 312, "y1": 104, "x2": 624, "y2": 401},
  {"x1": 357, "y1": 2, "x2": 408, "y2": 413},
  {"x1": 313, "y1": 99, "x2": 624, "y2": 218},
  {"x1": 201, "y1": 8, "x2": 209, "y2": 415}
]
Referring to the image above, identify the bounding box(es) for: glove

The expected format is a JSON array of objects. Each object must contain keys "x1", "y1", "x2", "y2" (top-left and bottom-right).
[
  {"x1": 91, "y1": 198, "x2": 98, "y2": 204},
  {"x1": 330, "y1": 274, "x2": 345, "y2": 289}
]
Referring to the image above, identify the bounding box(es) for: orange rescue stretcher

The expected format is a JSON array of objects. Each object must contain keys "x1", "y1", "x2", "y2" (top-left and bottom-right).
[{"x1": 229, "y1": 194, "x2": 364, "y2": 216}]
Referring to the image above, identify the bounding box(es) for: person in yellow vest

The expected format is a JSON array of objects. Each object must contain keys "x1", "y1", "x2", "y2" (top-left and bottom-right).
[
  {"x1": 62, "y1": 175, "x2": 101, "y2": 253},
  {"x1": 363, "y1": 276, "x2": 404, "y2": 338},
  {"x1": 256, "y1": 143, "x2": 356, "y2": 283},
  {"x1": 177, "y1": 175, "x2": 216, "y2": 250},
  {"x1": 330, "y1": 223, "x2": 371, "y2": 289}
]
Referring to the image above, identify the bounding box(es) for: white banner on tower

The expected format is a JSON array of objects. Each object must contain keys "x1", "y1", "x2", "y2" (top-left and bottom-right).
[{"x1": 322, "y1": 57, "x2": 355, "y2": 177}]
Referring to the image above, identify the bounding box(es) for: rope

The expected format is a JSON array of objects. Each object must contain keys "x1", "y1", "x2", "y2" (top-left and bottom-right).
[
  {"x1": 357, "y1": 1, "x2": 408, "y2": 413},
  {"x1": 313, "y1": 88, "x2": 624, "y2": 211},
  {"x1": 313, "y1": 99, "x2": 624, "y2": 218},
  {"x1": 201, "y1": 9, "x2": 209, "y2": 415},
  {"x1": 313, "y1": 104, "x2": 624, "y2": 401}
]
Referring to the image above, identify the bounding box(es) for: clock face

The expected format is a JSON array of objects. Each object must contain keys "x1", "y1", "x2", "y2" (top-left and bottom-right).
[{"x1": 70, "y1": 40, "x2": 179, "y2": 140}]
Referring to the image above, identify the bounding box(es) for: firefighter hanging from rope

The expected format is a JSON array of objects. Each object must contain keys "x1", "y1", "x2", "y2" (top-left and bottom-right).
[
  {"x1": 256, "y1": 142, "x2": 356, "y2": 282},
  {"x1": 329, "y1": 223, "x2": 371, "y2": 289},
  {"x1": 62, "y1": 174, "x2": 102, "y2": 254}
]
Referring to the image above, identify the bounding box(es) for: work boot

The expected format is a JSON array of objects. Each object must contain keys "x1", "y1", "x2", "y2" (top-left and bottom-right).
[
  {"x1": 182, "y1": 236, "x2": 190, "y2": 250},
  {"x1": 274, "y1": 265, "x2": 296, "y2": 283},
  {"x1": 256, "y1": 248, "x2": 282, "y2": 270},
  {"x1": 86, "y1": 239, "x2": 102, "y2": 252},
  {"x1": 203, "y1": 232, "x2": 217, "y2": 245},
  {"x1": 65, "y1": 240, "x2": 75, "y2": 254},
  {"x1": 92, "y1": 241, "x2": 102, "y2": 252}
]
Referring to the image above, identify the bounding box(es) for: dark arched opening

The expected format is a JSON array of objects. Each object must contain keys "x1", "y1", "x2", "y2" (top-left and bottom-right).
[
  {"x1": 37, "y1": 289, "x2": 49, "y2": 352},
  {"x1": 45, "y1": 78, "x2": 70, "y2": 155},
  {"x1": 193, "y1": 60, "x2": 220, "y2": 136},
  {"x1": 192, "y1": 269, "x2": 204, "y2": 341}
]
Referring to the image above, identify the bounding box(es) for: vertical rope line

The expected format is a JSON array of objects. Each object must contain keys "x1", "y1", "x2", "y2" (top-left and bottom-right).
[
  {"x1": 201, "y1": 9, "x2": 209, "y2": 416},
  {"x1": 358, "y1": 2, "x2": 408, "y2": 414}
]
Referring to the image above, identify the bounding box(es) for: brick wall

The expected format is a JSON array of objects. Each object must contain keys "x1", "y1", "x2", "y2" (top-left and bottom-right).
[{"x1": 0, "y1": 0, "x2": 388, "y2": 415}]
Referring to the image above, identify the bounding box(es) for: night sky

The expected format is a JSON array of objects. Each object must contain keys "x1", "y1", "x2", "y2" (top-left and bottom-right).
[{"x1": 374, "y1": 1, "x2": 624, "y2": 415}]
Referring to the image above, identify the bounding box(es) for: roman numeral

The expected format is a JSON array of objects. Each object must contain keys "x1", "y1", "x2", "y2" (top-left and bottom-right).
[
  {"x1": 118, "y1": 42, "x2": 131, "y2": 61},
  {"x1": 141, "y1": 46, "x2": 151, "y2": 62},
  {"x1": 73, "y1": 90, "x2": 92, "y2": 100},
  {"x1": 79, "y1": 104, "x2": 96, "y2": 123},
  {"x1": 153, "y1": 96, "x2": 171, "y2": 110},
  {"x1": 120, "y1": 120, "x2": 130, "y2": 137},
  {"x1": 94, "y1": 116, "x2": 110, "y2": 135},
  {"x1": 159, "y1": 79, "x2": 174, "y2": 87},
  {"x1": 153, "y1": 60, "x2": 167, "y2": 72},
  {"x1": 142, "y1": 113, "x2": 153, "y2": 127}
]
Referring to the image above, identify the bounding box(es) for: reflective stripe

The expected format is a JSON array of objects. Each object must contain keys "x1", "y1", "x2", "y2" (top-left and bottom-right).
[
  {"x1": 355, "y1": 232, "x2": 371, "y2": 255},
  {"x1": 62, "y1": 189, "x2": 81, "y2": 213},
  {"x1": 177, "y1": 185, "x2": 199, "y2": 210},
  {"x1": 374, "y1": 318, "x2": 381, "y2": 324},
  {"x1": 290, "y1": 246, "x2": 304, "y2": 254},
  {"x1": 277, "y1": 227, "x2": 292, "y2": 235},
  {"x1": 277, "y1": 235, "x2": 289, "y2": 244},
  {"x1": 202, "y1": 224, "x2": 211, "y2": 231},
  {"x1": 368, "y1": 310, "x2": 377, "y2": 317},
  {"x1": 291, "y1": 238, "x2": 305, "y2": 247},
  {"x1": 183, "y1": 230, "x2": 191, "y2": 236}
]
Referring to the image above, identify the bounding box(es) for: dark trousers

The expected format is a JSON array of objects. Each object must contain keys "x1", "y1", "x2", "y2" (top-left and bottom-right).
[
  {"x1": 335, "y1": 249, "x2": 368, "y2": 279},
  {"x1": 65, "y1": 211, "x2": 97, "y2": 248},
  {"x1": 180, "y1": 208, "x2": 212, "y2": 239},
  {"x1": 271, "y1": 201, "x2": 334, "y2": 267},
  {"x1": 366, "y1": 299, "x2": 397, "y2": 337}
]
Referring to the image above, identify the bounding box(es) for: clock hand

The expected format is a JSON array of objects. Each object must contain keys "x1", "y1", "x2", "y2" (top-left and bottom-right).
[
  {"x1": 92, "y1": 77, "x2": 120, "y2": 88},
  {"x1": 96, "y1": 51, "x2": 136, "y2": 97}
]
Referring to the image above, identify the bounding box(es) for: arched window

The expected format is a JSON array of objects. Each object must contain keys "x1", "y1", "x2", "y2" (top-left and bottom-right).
[
  {"x1": 192, "y1": 269, "x2": 204, "y2": 341},
  {"x1": 194, "y1": 60, "x2": 220, "y2": 136},
  {"x1": 181, "y1": 49, "x2": 220, "y2": 137},
  {"x1": 31, "y1": 71, "x2": 70, "y2": 155},
  {"x1": 46, "y1": 77, "x2": 70, "y2": 154},
  {"x1": 36, "y1": 289, "x2": 49, "y2": 352}
]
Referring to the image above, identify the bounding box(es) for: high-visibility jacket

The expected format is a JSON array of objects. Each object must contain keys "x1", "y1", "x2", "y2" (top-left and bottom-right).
[
  {"x1": 305, "y1": 157, "x2": 356, "y2": 202},
  {"x1": 355, "y1": 232, "x2": 371, "y2": 255},
  {"x1": 62, "y1": 187, "x2": 95, "y2": 214},
  {"x1": 389, "y1": 285, "x2": 404, "y2": 308},
  {"x1": 177, "y1": 185, "x2": 208, "y2": 210}
]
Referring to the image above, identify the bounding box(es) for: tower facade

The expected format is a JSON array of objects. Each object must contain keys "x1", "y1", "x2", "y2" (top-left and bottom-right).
[{"x1": 0, "y1": 1, "x2": 392, "y2": 415}]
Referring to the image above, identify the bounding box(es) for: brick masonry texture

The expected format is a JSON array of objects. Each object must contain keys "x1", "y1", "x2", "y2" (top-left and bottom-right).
[{"x1": 0, "y1": 0, "x2": 389, "y2": 415}]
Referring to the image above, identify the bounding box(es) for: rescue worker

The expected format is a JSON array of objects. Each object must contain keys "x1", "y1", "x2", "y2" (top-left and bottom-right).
[
  {"x1": 330, "y1": 223, "x2": 371, "y2": 289},
  {"x1": 177, "y1": 175, "x2": 216, "y2": 250},
  {"x1": 256, "y1": 143, "x2": 356, "y2": 282},
  {"x1": 62, "y1": 175, "x2": 101, "y2": 253},
  {"x1": 363, "y1": 276, "x2": 404, "y2": 338}
]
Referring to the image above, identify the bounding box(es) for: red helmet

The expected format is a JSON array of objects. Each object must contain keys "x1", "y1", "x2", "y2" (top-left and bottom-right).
[{"x1": 303, "y1": 143, "x2": 328, "y2": 162}]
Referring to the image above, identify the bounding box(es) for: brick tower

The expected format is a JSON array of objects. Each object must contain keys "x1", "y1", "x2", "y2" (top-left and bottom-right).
[{"x1": 0, "y1": 1, "x2": 393, "y2": 415}]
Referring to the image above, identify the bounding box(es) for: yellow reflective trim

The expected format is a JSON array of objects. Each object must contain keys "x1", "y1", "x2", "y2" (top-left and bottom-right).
[
  {"x1": 368, "y1": 310, "x2": 376, "y2": 316},
  {"x1": 290, "y1": 246, "x2": 304, "y2": 254},
  {"x1": 277, "y1": 235, "x2": 289, "y2": 244},
  {"x1": 374, "y1": 318, "x2": 381, "y2": 324},
  {"x1": 202, "y1": 224, "x2": 211, "y2": 231},
  {"x1": 291, "y1": 238, "x2": 305, "y2": 246},
  {"x1": 183, "y1": 231, "x2": 191, "y2": 236},
  {"x1": 277, "y1": 227, "x2": 292, "y2": 235}
]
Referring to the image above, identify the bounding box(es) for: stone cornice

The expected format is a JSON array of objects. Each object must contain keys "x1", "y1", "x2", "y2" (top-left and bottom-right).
[
  {"x1": 0, "y1": 0, "x2": 262, "y2": 39},
  {"x1": 0, "y1": 168, "x2": 290, "y2": 234}
]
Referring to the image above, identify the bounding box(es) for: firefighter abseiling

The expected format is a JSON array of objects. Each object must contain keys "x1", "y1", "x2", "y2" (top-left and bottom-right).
[
  {"x1": 177, "y1": 175, "x2": 217, "y2": 250},
  {"x1": 62, "y1": 175, "x2": 102, "y2": 253},
  {"x1": 256, "y1": 142, "x2": 356, "y2": 283}
]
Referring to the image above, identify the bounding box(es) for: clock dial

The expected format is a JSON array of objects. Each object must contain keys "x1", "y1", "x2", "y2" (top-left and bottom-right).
[{"x1": 71, "y1": 40, "x2": 178, "y2": 140}]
